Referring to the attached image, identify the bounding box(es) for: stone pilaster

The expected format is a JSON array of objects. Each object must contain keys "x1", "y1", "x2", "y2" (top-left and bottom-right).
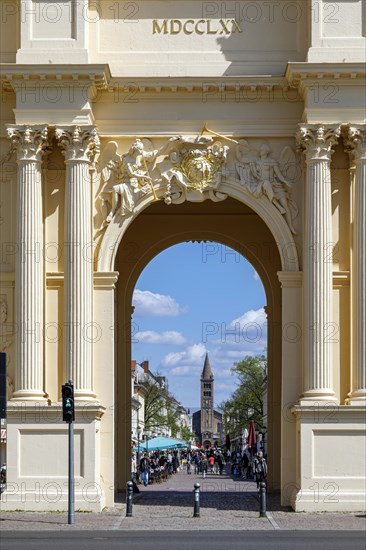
[
  {"x1": 296, "y1": 124, "x2": 341, "y2": 403},
  {"x1": 345, "y1": 125, "x2": 366, "y2": 405},
  {"x1": 56, "y1": 126, "x2": 100, "y2": 401},
  {"x1": 7, "y1": 126, "x2": 49, "y2": 401}
]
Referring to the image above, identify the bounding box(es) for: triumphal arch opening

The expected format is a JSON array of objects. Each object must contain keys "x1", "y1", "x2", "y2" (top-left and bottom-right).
[{"x1": 0, "y1": 0, "x2": 365, "y2": 512}]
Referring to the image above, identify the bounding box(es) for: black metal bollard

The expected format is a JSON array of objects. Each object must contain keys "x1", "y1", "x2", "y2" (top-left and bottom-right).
[
  {"x1": 193, "y1": 482, "x2": 200, "y2": 517},
  {"x1": 126, "y1": 481, "x2": 133, "y2": 517},
  {"x1": 259, "y1": 481, "x2": 267, "y2": 517}
]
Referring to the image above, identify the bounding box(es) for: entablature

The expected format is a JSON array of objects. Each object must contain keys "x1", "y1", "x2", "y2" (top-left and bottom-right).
[{"x1": 286, "y1": 63, "x2": 366, "y2": 123}]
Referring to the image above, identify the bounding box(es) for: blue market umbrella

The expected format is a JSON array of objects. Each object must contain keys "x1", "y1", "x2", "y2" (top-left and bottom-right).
[{"x1": 135, "y1": 436, "x2": 188, "y2": 452}]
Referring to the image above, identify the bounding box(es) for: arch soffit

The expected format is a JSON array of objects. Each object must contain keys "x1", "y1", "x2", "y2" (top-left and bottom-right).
[
  {"x1": 97, "y1": 178, "x2": 300, "y2": 273},
  {"x1": 118, "y1": 230, "x2": 277, "y2": 314}
]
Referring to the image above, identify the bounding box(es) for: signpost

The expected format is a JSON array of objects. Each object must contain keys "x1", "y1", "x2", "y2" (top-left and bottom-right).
[{"x1": 62, "y1": 380, "x2": 75, "y2": 525}]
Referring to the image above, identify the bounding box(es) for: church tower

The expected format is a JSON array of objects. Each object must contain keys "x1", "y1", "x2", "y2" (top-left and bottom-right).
[{"x1": 200, "y1": 353, "x2": 214, "y2": 446}]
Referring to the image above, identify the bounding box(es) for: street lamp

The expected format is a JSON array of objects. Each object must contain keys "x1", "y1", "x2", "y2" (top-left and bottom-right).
[{"x1": 137, "y1": 425, "x2": 142, "y2": 461}]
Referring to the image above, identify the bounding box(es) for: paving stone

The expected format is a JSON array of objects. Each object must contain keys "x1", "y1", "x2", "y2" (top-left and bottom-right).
[{"x1": 0, "y1": 467, "x2": 364, "y2": 531}]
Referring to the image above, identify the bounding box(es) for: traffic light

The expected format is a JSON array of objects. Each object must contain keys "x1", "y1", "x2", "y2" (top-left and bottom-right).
[{"x1": 62, "y1": 382, "x2": 75, "y2": 423}]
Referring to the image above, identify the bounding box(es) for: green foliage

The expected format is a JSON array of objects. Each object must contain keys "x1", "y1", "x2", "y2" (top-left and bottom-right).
[
  {"x1": 180, "y1": 424, "x2": 195, "y2": 442},
  {"x1": 220, "y1": 354, "x2": 266, "y2": 438},
  {"x1": 142, "y1": 375, "x2": 182, "y2": 435},
  {"x1": 143, "y1": 377, "x2": 169, "y2": 431}
]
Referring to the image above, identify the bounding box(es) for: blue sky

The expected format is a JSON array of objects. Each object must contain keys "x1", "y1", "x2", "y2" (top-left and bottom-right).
[{"x1": 132, "y1": 242, "x2": 266, "y2": 409}]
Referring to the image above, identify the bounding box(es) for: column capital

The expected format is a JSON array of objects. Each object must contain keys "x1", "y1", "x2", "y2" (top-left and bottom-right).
[
  {"x1": 344, "y1": 124, "x2": 366, "y2": 162},
  {"x1": 55, "y1": 126, "x2": 100, "y2": 163},
  {"x1": 296, "y1": 124, "x2": 341, "y2": 162},
  {"x1": 6, "y1": 125, "x2": 49, "y2": 162}
]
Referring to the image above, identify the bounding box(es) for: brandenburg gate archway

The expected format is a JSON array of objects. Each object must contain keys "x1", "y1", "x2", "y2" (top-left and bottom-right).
[{"x1": 0, "y1": 0, "x2": 365, "y2": 512}]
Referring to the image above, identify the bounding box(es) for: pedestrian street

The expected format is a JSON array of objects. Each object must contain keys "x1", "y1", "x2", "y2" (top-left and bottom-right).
[
  {"x1": 0, "y1": 465, "x2": 364, "y2": 532},
  {"x1": 118, "y1": 465, "x2": 274, "y2": 530},
  {"x1": 114, "y1": 467, "x2": 365, "y2": 531}
]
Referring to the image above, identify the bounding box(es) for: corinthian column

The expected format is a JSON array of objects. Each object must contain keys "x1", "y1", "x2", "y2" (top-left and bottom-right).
[
  {"x1": 7, "y1": 126, "x2": 49, "y2": 401},
  {"x1": 56, "y1": 126, "x2": 100, "y2": 401},
  {"x1": 346, "y1": 125, "x2": 366, "y2": 404},
  {"x1": 296, "y1": 124, "x2": 341, "y2": 403}
]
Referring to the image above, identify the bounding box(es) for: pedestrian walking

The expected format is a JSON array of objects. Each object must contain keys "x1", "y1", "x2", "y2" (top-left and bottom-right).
[
  {"x1": 140, "y1": 453, "x2": 150, "y2": 487},
  {"x1": 131, "y1": 452, "x2": 137, "y2": 481},
  {"x1": 241, "y1": 452, "x2": 249, "y2": 479},
  {"x1": 253, "y1": 451, "x2": 267, "y2": 490},
  {"x1": 217, "y1": 453, "x2": 224, "y2": 475},
  {"x1": 194, "y1": 453, "x2": 200, "y2": 475}
]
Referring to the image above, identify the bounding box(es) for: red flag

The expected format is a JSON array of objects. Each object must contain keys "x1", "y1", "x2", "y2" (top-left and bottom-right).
[{"x1": 247, "y1": 420, "x2": 257, "y2": 449}]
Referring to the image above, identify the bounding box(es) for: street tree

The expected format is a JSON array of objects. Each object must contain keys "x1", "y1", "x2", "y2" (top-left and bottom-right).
[{"x1": 220, "y1": 354, "x2": 266, "y2": 438}]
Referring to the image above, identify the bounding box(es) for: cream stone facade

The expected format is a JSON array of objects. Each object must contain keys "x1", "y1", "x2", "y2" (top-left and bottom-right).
[{"x1": 0, "y1": 1, "x2": 365, "y2": 512}]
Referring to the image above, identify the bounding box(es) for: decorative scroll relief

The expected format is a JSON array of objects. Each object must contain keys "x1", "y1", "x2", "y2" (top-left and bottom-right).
[{"x1": 97, "y1": 133, "x2": 298, "y2": 235}]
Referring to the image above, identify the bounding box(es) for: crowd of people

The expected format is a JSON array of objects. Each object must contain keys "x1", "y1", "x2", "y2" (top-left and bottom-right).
[{"x1": 131, "y1": 447, "x2": 267, "y2": 489}]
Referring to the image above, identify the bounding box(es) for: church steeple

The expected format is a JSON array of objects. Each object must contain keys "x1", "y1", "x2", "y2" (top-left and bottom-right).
[
  {"x1": 201, "y1": 352, "x2": 213, "y2": 380},
  {"x1": 200, "y1": 353, "x2": 214, "y2": 444}
]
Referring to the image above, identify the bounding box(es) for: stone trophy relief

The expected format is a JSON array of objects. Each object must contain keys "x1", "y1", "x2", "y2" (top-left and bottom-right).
[{"x1": 96, "y1": 129, "x2": 298, "y2": 235}]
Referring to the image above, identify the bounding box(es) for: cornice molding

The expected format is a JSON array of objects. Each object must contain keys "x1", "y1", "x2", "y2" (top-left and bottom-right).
[
  {"x1": 286, "y1": 62, "x2": 366, "y2": 89},
  {"x1": 286, "y1": 63, "x2": 366, "y2": 112},
  {"x1": 102, "y1": 75, "x2": 302, "y2": 104},
  {"x1": 0, "y1": 64, "x2": 111, "y2": 92}
]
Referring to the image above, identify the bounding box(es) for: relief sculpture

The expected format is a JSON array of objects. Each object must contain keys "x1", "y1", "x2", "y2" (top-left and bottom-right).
[
  {"x1": 97, "y1": 133, "x2": 298, "y2": 235},
  {"x1": 235, "y1": 140, "x2": 298, "y2": 234},
  {"x1": 158, "y1": 136, "x2": 229, "y2": 204}
]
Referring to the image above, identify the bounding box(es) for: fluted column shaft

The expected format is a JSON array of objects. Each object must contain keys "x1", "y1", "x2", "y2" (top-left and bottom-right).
[
  {"x1": 56, "y1": 126, "x2": 99, "y2": 401},
  {"x1": 346, "y1": 125, "x2": 366, "y2": 404},
  {"x1": 7, "y1": 126, "x2": 49, "y2": 401},
  {"x1": 297, "y1": 124, "x2": 340, "y2": 402}
]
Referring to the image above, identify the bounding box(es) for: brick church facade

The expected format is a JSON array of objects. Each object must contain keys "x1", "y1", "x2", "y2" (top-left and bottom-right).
[{"x1": 192, "y1": 354, "x2": 223, "y2": 447}]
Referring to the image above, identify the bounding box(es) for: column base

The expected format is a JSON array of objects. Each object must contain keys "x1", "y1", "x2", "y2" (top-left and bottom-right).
[
  {"x1": 74, "y1": 390, "x2": 98, "y2": 402},
  {"x1": 10, "y1": 390, "x2": 48, "y2": 402},
  {"x1": 346, "y1": 389, "x2": 366, "y2": 406},
  {"x1": 299, "y1": 388, "x2": 338, "y2": 406}
]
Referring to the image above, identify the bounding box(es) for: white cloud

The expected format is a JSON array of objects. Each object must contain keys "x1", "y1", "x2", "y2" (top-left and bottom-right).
[
  {"x1": 133, "y1": 289, "x2": 188, "y2": 317},
  {"x1": 135, "y1": 330, "x2": 187, "y2": 345},
  {"x1": 162, "y1": 343, "x2": 206, "y2": 368},
  {"x1": 231, "y1": 307, "x2": 267, "y2": 329},
  {"x1": 162, "y1": 351, "x2": 186, "y2": 366}
]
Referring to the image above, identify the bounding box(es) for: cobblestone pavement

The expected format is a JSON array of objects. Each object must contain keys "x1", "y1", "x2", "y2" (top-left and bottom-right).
[{"x1": 0, "y1": 467, "x2": 365, "y2": 531}]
